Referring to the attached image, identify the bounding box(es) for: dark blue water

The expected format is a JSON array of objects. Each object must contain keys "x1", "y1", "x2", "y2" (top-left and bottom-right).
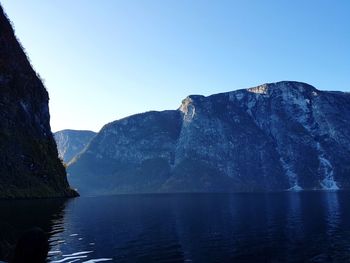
[{"x1": 1, "y1": 192, "x2": 350, "y2": 262}]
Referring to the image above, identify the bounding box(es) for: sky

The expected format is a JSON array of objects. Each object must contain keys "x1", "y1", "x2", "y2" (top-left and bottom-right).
[{"x1": 1, "y1": 0, "x2": 350, "y2": 132}]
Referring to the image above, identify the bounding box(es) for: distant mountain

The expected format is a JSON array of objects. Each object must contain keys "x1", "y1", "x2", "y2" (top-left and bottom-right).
[
  {"x1": 0, "y1": 5, "x2": 77, "y2": 198},
  {"x1": 54, "y1": 130, "x2": 96, "y2": 164},
  {"x1": 68, "y1": 81, "x2": 350, "y2": 196}
]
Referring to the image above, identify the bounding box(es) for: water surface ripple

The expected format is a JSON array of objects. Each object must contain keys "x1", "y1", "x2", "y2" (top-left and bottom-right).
[{"x1": 1, "y1": 192, "x2": 350, "y2": 262}]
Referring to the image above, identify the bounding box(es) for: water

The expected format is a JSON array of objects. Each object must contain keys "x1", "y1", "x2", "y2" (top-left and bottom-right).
[{"x1": 1, "y1": 192, "x2": 350, "y2": 262}]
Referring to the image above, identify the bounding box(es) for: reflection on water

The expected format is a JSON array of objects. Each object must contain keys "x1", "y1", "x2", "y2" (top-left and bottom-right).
[
  {"x1": 324, "y1": 192, "x2": 340, "y2": 233},
  {"x1": 284, "y1": 192, "x2": 303, "y2": 262},
  {"x1": 0, "y1": 198, "x2": 68, "y2": 261},
  {"x1": 2, "y1": 192, "x2": 350, "y2": 262}
]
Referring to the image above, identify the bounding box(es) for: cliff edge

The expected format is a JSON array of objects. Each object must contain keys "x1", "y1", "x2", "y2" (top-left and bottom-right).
[{"x1": 0, "y1": 5, "x2": 77, "y2": 198}]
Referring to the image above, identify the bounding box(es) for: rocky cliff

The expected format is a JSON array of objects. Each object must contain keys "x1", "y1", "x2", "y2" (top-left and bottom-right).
[
  {"x1": 68, "y1": 81, "x2": 350, "y2": 196},
  {"x1": 54, "y1": 130, "x2": 96, "y2": 164},
  {"x1": 0, "y1": 5, "x2": 77, "y2": 198}
]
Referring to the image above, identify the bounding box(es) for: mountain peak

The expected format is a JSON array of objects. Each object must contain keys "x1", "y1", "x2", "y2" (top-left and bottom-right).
[{"x1": 247, "y1": 81, "x2": 319, "y2": 95}]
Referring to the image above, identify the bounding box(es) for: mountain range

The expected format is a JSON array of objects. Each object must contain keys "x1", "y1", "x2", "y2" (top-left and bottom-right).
[{"x1": 67, "y1": 81, "x2": 350, "y2": 196}]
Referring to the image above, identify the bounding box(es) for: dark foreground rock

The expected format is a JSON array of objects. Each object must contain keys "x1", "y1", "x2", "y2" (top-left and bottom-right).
[{"x1": 0, "y1": 5, "x2": 77, "y2": 198}]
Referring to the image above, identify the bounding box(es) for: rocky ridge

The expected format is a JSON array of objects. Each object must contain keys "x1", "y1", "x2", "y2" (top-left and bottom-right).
[{"x1": 68, "y1": 81, "x2": 350, "y2": 195}]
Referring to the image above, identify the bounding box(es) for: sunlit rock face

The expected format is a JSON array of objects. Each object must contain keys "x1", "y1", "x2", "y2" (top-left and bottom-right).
[
  {"x1": 0, "y1": 5, "x2": 77, "y2": 198},
  {"x1": 54, "y1": 130, "x2": 96, "y2": 164},
  {"x1": 68, "y1": 81, "x2": 350, "y2": 195}
]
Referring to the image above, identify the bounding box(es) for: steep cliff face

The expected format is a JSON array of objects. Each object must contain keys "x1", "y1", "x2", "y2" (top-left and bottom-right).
[
  {"x1": 68, "y1": 81, "x2": 350, "y2": 196},
  {"x1": 68, "y1": 111, "x2": 182, "y2": 195},
  {"x1": 54, "y1": 130, "x2": 96, "y2": 164},
  {"x1": 0, "y1": 5, "x2": 77, "y2": 198}
]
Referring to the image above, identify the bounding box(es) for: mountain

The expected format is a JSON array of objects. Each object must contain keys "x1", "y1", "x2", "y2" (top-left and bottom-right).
[
  {"x1": 68, "y1": 81, "x2": 350, "y2": 196},
  {"x1": 54, "y1": 130, "x2": 96, "y2": 163},
  {"x1": 0, "y1": 5, "x2": 77, "y2": 198}
]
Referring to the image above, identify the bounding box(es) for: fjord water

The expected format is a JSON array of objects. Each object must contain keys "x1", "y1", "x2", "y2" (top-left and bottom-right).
[{"x1": 1, "y1": 192, "x2": 350, "y2": 262}]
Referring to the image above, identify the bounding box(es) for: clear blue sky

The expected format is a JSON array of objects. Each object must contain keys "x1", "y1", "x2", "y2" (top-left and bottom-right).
[{"x1": 2, "y1": 0, "x2": 349, "y2": 132}]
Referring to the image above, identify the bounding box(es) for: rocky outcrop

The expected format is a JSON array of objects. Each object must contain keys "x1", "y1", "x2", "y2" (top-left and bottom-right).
[
  {"x1": 54, "y1": 130, "x2": 96, "y2": 164},
  {"x1": 68, "y1": 81, "x2": 350, "y2": 196},
  {"x1": 0, "y1": 5, "x2": 77, "y2": 198}
]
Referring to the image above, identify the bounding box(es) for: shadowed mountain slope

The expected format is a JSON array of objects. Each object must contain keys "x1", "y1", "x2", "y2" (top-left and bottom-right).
[{"x1": 0, "y1": 5, "x2": 77, "y2": 198}]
